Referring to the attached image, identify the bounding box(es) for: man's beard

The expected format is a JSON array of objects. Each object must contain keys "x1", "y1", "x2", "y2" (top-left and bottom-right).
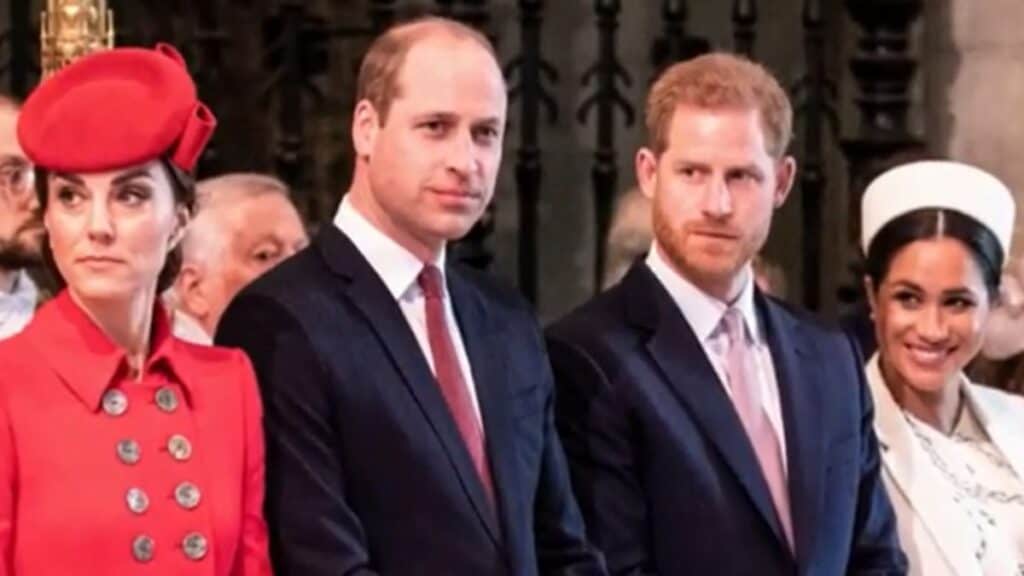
[{"x1": 0, "y1": 225, "x2": 42, "y2": 270}]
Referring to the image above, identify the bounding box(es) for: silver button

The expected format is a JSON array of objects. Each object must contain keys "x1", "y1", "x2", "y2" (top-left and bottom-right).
[
  {"x1": 116, "y1": 439, "x2": 141, "y2": 465},
  {"x1": 132, "y1": 534, "x2": 155, "y2": 562},
  {"x1": 174, "y1": 481, "x2": 201, "y2": 510},
  {"x1": 154, "y1": 386, "x2": 179, "y2": 413},
  {"x1": 101, "y1": 390, "x2": 128, "y2": 416},
  {"x1": 125, "y1": 487, "x2": 149, "y2": 514},
  {"x1": 182, "y1": 532, "x2": 208, "y2": 560},
  {"x1": 167, "y1": 434, "x2": 193, "y2": 461}
]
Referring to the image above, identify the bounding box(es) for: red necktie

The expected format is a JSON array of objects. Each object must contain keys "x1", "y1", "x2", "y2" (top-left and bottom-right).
[{"x1": 418, "y1": 265, "x2": 495, "y2": 508}]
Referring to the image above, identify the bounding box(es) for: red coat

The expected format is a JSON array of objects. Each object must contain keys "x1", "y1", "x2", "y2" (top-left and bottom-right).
[{"x1": 0, "y1": 291, "x2": 271, "y2": 575}]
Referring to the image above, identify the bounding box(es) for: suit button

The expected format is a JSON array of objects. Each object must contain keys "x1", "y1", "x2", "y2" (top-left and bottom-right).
[
  {"x1": 181, "y1": 532, "x2": 208, "y2": 560},
  {"x1": 167, "y1": 434, "x2": 192, "y2": 461},
  {"x1": 101, "y1": 390, "x2": 128, "y2": 416},
  {"x1": 155, "y1": 386, "x2": 179, "y2": 413},
  {"x1": 132, "y1": 534, "x2": 155, "y2": 562},
  {"x1": 116, "y1": 439, "x2": 141, "y2": 465},
  {"x1": 174, "y1": 481, "x2": 201, "y2": 510},
  {"x1": 125, "y1": 487, "x2": 149, "y2": 514}
]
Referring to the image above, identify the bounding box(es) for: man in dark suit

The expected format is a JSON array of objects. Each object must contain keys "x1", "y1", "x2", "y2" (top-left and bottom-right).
[
  {"x1": 547, "y1": 53, "x2": 906, "y2": 575},
  {"x1": 216, "y1": 16, "x2": 604, "y2": 576}
]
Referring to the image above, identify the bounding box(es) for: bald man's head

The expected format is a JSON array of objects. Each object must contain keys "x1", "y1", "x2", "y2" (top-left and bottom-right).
[{"x1": 172, "y1": 173, "x2": 308, "y2": 337}]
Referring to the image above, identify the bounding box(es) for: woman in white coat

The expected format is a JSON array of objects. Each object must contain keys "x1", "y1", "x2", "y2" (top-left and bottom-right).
[{"x1": 861, "y1": 160, "x2": 1024, "y2": 576}]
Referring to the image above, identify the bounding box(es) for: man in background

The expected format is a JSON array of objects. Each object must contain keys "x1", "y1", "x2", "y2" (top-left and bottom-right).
[
  {"x1": 0, "y1": 95, "x2": 42, "y2": 340},
  {"x1": 170, "y1": 172, "x2": 307, "y2": 343}
]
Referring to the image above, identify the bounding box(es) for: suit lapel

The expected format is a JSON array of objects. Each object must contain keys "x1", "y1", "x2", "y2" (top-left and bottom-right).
[
  {"x1": 447, "y1": 269, "x2": 518, "y2": 548},
  {"x1": 318, "y1": 229, "x2": 502, "y2": 545},
  {"x1": 867, "y1": 357, "x2": 978, "y2": 576},
  {"x1": 758, "y1": 294, "x2": 823, "y2": 564},
  {"x1": 625, "y1": 267, "x2": 788, "y2": 549}
]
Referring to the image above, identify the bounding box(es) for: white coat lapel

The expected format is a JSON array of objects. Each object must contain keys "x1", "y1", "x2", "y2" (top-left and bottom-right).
[
  {"x1": 964, "y1": 383, "x2": 1024, "y2": 484},
  {"x1": 866, "y1": 356, "x2": 981, "y2": 576}
]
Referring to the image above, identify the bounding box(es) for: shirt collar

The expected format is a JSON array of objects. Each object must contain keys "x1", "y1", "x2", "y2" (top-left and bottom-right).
[
  {"x1": 0, "y1": 269, "x2": 38, "y2": 303},
  {"x1": 27, "y1": 290, "x2": 198, "y2": 411},
  {"x1": 333, "y1": 195, "x2": 446, "y2": 299},
  {"x1": 170, "y1": 309, "x2": 212, "y2": 345},
  {"x1": 645, "y1": 241, "x2": 761, "y2": 344},
  {"x1": 0, "y1": 270, "x2": 37, "y2": 338}
]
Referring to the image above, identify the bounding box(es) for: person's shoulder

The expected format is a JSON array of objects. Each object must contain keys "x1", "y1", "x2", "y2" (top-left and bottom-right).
[
  {"x1": 223, "y1": 238, "x2": 340, "y2": 328},
  {"x1": 0, "y1": 328, "x2": 41, "y2": 389},
  {"x1": 243, "y1": 241, "x2": 326, "y2": 298},
  {"x1": 170, "y1": 342, "x2": 261, "y2": 424},
  {"x1": 763, "y1": 294, "x2": 847, "y2": 341},
  {"x1": 174, "y1": 336, "x2": 240, "y2": 362},
  {"x1": 545, "y1": 280, "x2": 638, "y2": 372},
  {"x1": 548, "y1": 278, "x2": 632, "y2": 339},
  {"x1": 0, "y1": 303, "x2": 54, "y2": 369},
  {"x1": 171, "y1": 337, "x2": 255, "y2": 378},
  {"x1": 762, "y1": 295, "x2": 868, "y2": 370},
  {"x1": 449, "y1": 263, "x2": 533, "y2": 317},
  {"x1": 171, "y1": 340, "x2": 259, "y2": 394},
  {"x1": 968, "y1": 380, "x2": 1024, "y2": 419},
  {"x1": 0, "y1": 327, "x2": 32, "y2": 357}
]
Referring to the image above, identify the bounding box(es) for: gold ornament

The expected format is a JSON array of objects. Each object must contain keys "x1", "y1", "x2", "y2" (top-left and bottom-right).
[{"x1": 40, "y1": 0, "x2": 114, "y2": 79}]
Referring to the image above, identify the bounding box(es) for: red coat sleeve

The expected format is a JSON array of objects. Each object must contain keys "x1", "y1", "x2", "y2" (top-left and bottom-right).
[{"x1": 231, "y1": 351, "x2": 272, "y2": 576}]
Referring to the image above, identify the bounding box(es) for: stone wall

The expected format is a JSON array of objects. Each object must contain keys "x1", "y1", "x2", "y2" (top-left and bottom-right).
[{"x1": 925, "y1": 0, "x2": 1024, "y2": 262}]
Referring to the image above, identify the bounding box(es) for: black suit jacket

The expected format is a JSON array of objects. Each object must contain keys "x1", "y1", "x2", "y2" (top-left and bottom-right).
[
  {"x1": 216, "y1": 226, "x2": 605, "y2": 576},
  {"x1": 546, "y1": 264, "x2": 906, "y2": 575}
]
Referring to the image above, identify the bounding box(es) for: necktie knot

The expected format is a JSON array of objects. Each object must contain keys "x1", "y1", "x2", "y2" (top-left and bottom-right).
[
  {"x1": 418, "y1": 264, "x2": 445, "y2": 300},
  {"x1": 721, "y1": 307, "x2": 746, "y2": 346}
]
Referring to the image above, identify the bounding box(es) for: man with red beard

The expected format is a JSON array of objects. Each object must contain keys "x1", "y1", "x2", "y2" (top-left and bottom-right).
[
  {"x1": 547, "y1": 53, "x2": 907, "y2": 575},
  {"x1": 0, "y1": 96, "x2": 42, "y2": 340}
]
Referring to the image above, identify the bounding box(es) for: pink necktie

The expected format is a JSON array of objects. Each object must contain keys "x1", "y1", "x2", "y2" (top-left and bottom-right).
[
  {"x1": 418, "y1": 265, "x2": 495, "y2": 509},
  {"x1": 721, "y1": 308, "x2": 793, "y2": 550}
]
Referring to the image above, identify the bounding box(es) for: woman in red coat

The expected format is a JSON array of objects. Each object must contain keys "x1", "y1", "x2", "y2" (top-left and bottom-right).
[{"x1": 0, "y1": 44, "x2": 272, "y2": 575}]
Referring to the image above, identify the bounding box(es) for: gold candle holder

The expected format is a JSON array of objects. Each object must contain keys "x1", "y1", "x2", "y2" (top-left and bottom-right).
[{"x1": 40, "y1": 0, "x2": 114, "y2": 79}]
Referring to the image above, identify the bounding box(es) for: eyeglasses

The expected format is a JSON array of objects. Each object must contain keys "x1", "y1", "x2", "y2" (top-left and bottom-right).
[{"x1": 0, "y1": 155, "x2": 34, "y2": 200}]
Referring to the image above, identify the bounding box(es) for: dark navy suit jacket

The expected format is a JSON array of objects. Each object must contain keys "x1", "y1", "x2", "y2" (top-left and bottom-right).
[
  {"x1": 546, "y1": 264, "x2": 907, "y2": 575},
  {"x1": 217, "y1": 226, "x2": 605, "y2": 576}
]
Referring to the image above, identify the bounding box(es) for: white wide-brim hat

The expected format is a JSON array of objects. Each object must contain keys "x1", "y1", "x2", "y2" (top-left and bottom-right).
[{"x1": 861, "y1": 160, "x2": 1016, "y2": 257}]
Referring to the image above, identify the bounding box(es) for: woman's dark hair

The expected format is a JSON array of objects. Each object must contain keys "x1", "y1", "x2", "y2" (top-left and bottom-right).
[
  {"x1": 34, "y1": 157, "x2": 196, "y2": 294},
  {"x1": 865, "y1": 208, "x2": 1004, "y2": 300}
]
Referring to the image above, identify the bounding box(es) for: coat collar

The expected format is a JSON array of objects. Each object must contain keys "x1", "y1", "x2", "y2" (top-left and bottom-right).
[
  {"x1": 622, "y1": 263, "x2": 821, "y2": 561},
  {"x1": 644, "y1": 243, "x2": 761, "y2": 343},
  {"x1": 332, "y1": 195, "x2": 446, "y2": 300},
  {"x1": 867, "y1": 354, "x2": 988, "y2": 576},
  {"x1": 961, "y1": 380, "x2": 1024, "y2": 481},
  {"x1": 26, "y1": 290, "x2": 200, "y2": 411}
]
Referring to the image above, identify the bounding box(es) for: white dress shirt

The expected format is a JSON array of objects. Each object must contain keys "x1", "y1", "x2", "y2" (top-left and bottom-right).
[
  {"x1": 0, "y1": 270, "x2": 37, "y2": 341},
  {"x1": 170, "y1": 309, "x2": 213, "y2": 345},
  {"x1": 645, "y1": 242, "x2": 788, "y2": 473},
  {"x1": 334, "y1": 196, "x2": 482, "y2": 425}
]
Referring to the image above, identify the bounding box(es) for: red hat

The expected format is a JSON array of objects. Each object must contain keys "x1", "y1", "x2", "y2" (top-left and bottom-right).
[{"x1": 17, "y1": 44, "x2": 216, "y2": 173}]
